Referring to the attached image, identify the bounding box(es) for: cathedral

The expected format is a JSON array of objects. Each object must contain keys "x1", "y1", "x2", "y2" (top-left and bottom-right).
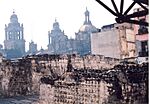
[
  {"x1": 48, "y1": 8, "x2": 98, "y2": 55},
  {"x1": 75, "y1": 8, "x2": 98, "y2": 55},
  {"x1": 4, "y1": 11, "x2": 25, "y2": 59},
  {"x1": 48, "y1": 19, "x2": 69, "y2": 54},
  {"x1": 1, "y1": 8, "x2": 98, "y2": 58}
]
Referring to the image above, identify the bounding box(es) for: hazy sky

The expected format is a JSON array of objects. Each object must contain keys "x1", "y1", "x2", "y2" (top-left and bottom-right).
[{"x1": 0, "y1": 0, "x2": 138, "y2": 50}]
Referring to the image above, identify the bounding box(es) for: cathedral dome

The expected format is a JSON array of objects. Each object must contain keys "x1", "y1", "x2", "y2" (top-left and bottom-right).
[
  {"x1": 10, "y1": 11, "x2": 18, "y2": 23},
  {"x1": 79, "y1": 24, "x2": 98, "y2": 32},
  {"x1": 78, "y1": 8, "x2": 98, "y2": 33},
  {"x1": 52, "y1": 19, "x2": 61, "y2": 31},
  {"x1": 10, "y1": 11, "x2": 18, "y2": 19},
  {"x1": 10, "y1": 13, "x2": 17, "y2": 18}
]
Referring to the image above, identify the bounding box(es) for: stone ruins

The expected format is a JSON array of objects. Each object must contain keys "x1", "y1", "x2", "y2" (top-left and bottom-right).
[{"x1": 0, "y1": 54, "x2": 148, "y2": 104}]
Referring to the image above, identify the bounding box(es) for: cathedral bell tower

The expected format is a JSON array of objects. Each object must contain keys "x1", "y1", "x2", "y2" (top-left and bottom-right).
[
  {"x1": 84, "y1": 7, "x2": 92, "y2": 25},
  {"x1": 4, "y1": 11, "x2": 25, "y2": 58},
  {"x1": 75, "y1": 8, "x2": 98, "y2": 55}
]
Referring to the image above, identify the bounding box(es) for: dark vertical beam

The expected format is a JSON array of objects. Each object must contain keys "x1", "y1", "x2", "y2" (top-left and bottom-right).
[
  {"x1": 124, "y1": 2, "x2": 136, "y2": 15},
  {"x1": 111, "y1": 0, "x2": 119, "y2": 15},
  {"x1": 95, "y1": 0, "x2": 118, "y2": 16},
  {"x1": 120, "y1": 0, "x2": 124, "y2": 14}
]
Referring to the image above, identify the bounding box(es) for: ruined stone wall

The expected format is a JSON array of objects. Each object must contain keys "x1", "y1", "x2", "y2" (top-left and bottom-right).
[
  {"x1": 30, "y1": 54, "x2": 119, "y2": 72},
  {"x1": 0, "y1": 60, "x2": 12, "y2": 97},
  {"x1": 29, "y1": 54, "x2": 119, "y2": 104},
  {"x1": 0, "y1": 59, "x2": 32, "y2": 97},
  {"x1": 39, "y1": 80, "x2": 109, "y2": 104},
  {"x1": 0, "y1": 54, "x2": 119, "y2": 98},
  {"x1": 30, "y1": 54, "x2": 119, "y2": 93},
  {"x1": 71, "y1": 55, "x2": 119, "y2": 69},
  {"x1": 0, "y1": 54, "x2": 148, "y2": 104},
  {"x1": 31, "y1": 54, "x2": 148, "y2": 104},
  {"x1": 78, "y1": 80, "x2": 109, "y2": 104}
]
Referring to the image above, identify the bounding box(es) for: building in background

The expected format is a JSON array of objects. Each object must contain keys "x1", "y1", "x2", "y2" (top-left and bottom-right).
[
  {"x1": 4, "y1": 11, "x2": 25, "y2": 59},
  {"x1": 0, "y1": 44, "x2": 6, "y2": 57},
  {"x1": 47, "y1": 8, "x2": 98, "y2": 55},
  {"x1": 2, "y1": 8, "x2": 99, "y2": 57},
  {"x1": 26, "y1": 40, "x2": 37, "y2": 55},
  {"x1": 2, "y1": 7, "x2": 147, "y2": 60},
  {"x1": 66, "y1": 38, "x2": 77, "y2": 54},
  {"x1": 91, "y1": 23, "x2": 136, "y2": 59},
  {"x1": 75, "y1": 8, "x2": 98, "y2": 55},
  {"x1": 47, "y1": 19, "x2": 69, "y2": 54},
  {"x1": 134, "y1": 7, "x2": 149, "y2": 63}
]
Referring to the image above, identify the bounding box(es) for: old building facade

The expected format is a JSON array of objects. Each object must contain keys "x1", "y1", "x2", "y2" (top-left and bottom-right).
[
  {"x1": 4, "y1": 11, "x2": 25, "y2": 59},
  {"x1": 91, "y1": 23, "x2": 136, "y2": 59},
  {"x1": 134, "y1": 7, "x2": 149, "y2": 63}
]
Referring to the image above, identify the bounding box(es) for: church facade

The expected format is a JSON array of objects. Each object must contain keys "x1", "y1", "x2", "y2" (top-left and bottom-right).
[
  {"x1": 48, "y1": 19, "x2": 69, "y2": 54},
  {"x1": 4, "y1": 11, "x2": 25, "y2": 59},
  {"x1": 48, "y1": 8, "x2": 98, "y2": 55}
]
